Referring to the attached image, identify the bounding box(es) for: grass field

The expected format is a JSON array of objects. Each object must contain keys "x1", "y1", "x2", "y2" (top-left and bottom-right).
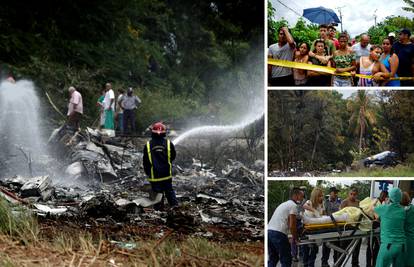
[
  {"x1": 0, "y1": 198, "x2": 263, "y2": 266},
  {"x1": 330, "y1": 165, "x2": 414, "y2": 177}
]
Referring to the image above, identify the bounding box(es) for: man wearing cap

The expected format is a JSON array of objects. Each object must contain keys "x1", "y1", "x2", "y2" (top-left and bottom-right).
[
  {"x1": 321, "y1": 187, "x2": 341, "y2": 267},
  {"x1": 393, "y1": 28, "x2": 414, "y2": 86},
  {"x1": 120, "y1": 87, "x2": 141, "y2": 135},
  {"x1": 388, "y1": 32, "x2": 396, "y2": 45},
  {"x1": 143, "y1": 122, "x2": 178, "y2": 210},
  {"x1": 67, "y1": 86, "x2": 83, "y2": 130}
]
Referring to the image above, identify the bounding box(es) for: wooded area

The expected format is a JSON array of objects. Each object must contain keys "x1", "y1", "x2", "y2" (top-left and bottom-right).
[
  {"x1": 0, "y1": 0, "x2": 264, "y2": 130},
  {"x1": 268, "y1": 90, "x2": 414, "y2": 173}
]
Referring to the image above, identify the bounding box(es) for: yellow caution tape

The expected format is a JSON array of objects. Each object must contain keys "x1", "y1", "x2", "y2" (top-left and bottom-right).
[{"x1": 268, "y1": 58, "x2": 414, "y2": 81}]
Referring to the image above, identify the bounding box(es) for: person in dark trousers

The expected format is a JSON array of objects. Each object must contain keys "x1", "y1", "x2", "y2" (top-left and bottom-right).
[
  {"x1": 367, "y1": 191, "x2": 388, "y2": 267},
  {"x1": 121, "y1": 87, "x2": 141, "y2": 135},
  {"x1": 338, "y1": 188, "x2": 361, "y2": 267},
  {"x1": 268, "y1": 187, "x2": 304, "y2": 267},
  {"x1": 321, "y1": 187, "x2": 342, "y2": 267},
  {"x1": 393, "y1": 28, "x2": 414, "y2": 86},
  {"x1": 143, "y1": 122, "x2": 178, "y2": 210}
]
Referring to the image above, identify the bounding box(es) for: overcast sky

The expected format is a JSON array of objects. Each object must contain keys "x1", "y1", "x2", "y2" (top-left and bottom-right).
[{"x1": 271, "y1": 0, "x2": 414, "y2": 37}]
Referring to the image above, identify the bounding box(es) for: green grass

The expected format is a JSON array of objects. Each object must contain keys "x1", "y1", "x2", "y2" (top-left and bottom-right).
[
  {"x1": 330, "y1": 165, "x2": 414, "y2": 177},
  {"x1": 0, "y1": 198, "x2": 39, "y2": 244}
]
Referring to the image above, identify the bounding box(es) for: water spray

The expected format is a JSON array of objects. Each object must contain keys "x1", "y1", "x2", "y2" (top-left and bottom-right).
[{"x1": 172, "y1": 111, "x2": 264, "y2": 145}]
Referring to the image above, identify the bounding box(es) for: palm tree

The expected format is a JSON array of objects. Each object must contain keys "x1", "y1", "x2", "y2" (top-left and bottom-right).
[
  {"x1": 347, "y1": 90, "x2": 377, "y2": 153},
  {"x1": 403, "y1": 0, "x2": 414, "y2": 13}
]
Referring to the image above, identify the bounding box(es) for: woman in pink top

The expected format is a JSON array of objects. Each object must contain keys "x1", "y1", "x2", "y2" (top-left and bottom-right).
[
  {"x1": 293, "y1": 42, "x2": 309, "y2": 85},
  {"x1": 356, "y1": 45, "x2": 389, "y2": 86}
]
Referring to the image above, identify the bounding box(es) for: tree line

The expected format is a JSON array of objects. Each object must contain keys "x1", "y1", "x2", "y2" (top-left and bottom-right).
[
  {"x1": 268, "y1": 90, "x2": 414, "y2": 171},
  {"x1": 0, "y1": 0, "x2": 263, "y2": 130}
]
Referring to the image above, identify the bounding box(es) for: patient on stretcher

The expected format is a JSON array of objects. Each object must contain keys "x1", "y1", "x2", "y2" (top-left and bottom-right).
[{"x1": 303, "y1": 197, "x2": 379, "y2": 231}]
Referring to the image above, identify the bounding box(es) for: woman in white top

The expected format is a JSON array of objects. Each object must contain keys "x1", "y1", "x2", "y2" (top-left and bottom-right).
[
  {"x1": 301, "y1": 187, "x2": 325, "y2": 267},
  {"x1": 304, "y1": 187, "x2": 325, "y2": 217}
]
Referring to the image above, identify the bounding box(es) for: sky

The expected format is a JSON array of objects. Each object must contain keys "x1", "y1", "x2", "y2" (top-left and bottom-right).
[{"x1": 271, "y1": 0, "x2": 414, "y2": 37}]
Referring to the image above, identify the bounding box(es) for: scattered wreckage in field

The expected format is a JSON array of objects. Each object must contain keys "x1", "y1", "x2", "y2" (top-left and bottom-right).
[
  {"x1": 0, "y1": 126, "x2": 264, "y2": 241},
  {"x1": 362, "y1": 151, "x2": 399, "y2": 168}
]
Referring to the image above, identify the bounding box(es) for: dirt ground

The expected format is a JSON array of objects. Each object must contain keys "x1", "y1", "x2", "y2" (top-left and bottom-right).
[{"x1": 0, "y1": 219, "x2": 264, "y2": 267}]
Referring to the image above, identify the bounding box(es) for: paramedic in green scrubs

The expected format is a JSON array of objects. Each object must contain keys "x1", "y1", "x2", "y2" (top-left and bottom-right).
[
  {"x1": 401, "y1": 191, "x2": 414, "y2": 267},
  {"x1": 374, "y1": 188, "x2": 406, "y2": 267}
]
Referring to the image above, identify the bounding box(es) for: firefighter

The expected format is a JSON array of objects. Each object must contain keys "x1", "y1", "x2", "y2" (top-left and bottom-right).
[
  {"x1": 374, "y1": 187, "x2": 406, "y2": 267},
  {"x1": 143, "y1": 122, "x2": 178, "y2": 209}
]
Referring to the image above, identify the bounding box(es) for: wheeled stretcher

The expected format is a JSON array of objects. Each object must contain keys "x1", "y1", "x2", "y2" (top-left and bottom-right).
[{"x1": 298, "y1": 198, "x2": 380, "y2": 267}]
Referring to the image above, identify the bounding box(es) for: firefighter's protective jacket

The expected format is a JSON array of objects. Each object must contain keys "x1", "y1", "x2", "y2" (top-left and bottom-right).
[{"x1": 143, "y1": 136, "x2": 176, "y2": 182}]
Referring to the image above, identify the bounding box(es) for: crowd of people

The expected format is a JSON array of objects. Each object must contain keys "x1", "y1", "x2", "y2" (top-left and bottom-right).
[
  {"x1": 268, "y1": 24, "x2": 414, "y2": 87},
  {"x1": 268, "y1": 186, "x2": 414, "y2": 267},
  {"x1": 67, "y1": 82, "x2": 142, "y2": 135}
]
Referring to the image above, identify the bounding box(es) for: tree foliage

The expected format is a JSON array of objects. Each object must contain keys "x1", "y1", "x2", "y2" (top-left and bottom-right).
[
  {"x1": 403, "y1": 0, "x2": 414, "y2": 12},
  {"x1": 0, "y1": 0, "x2": 264, "y2": 130},
  {"x1": 368, "y1": 16, "x2": 414, "y2": 44},
  {"x1": 268, "y1": 90, "x2": 414, "y2": 171},
  {"x1": 268, "y1": 90, "x2": 353, "y2": 171}
]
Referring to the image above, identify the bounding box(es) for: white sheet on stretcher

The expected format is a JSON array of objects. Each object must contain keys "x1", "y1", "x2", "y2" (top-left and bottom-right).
[{"x1": 303, "y1": 213, "x2": 348, "y2": 224}]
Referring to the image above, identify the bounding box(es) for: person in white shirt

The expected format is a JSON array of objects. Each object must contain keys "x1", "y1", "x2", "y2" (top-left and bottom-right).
[
  {"x1": 268, "y1": 187, "x2": 304, "y2": 267},
  {"x1": 352, "y1": 34, "x2": 372, "y2": 62},
  {"x1": 103, "y1": 82, "x2": 115, "y2": 130},
  {"x1": 67, "y1": 86, "x2": 83, "y2": 130}
]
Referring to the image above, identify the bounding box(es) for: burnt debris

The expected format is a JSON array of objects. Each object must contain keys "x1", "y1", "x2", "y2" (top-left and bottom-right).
[{"x1": 0, "y1": 126, "x2": 264, "y2": 241}]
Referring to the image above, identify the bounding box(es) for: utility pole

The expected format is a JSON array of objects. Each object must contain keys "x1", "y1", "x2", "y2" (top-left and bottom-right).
[
  {"x1": 374, "y1": 9, "x2": 378, "y2": 26},
  {"x1": 336, "y1": 6, "x2": 345, "y2": 32}
]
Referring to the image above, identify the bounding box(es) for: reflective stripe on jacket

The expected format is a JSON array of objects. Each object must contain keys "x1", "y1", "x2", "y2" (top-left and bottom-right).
[{"x1": 146, "y1": 139, "x2": 172, "y2": 182}]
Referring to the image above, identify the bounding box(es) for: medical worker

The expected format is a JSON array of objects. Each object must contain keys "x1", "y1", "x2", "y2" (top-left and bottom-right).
[
  {"x1": 374, "y1": 188, "x2": 406, "y2": 267},
  {"x1": 401, "y1": 191, "x2": 414, "y2": 267}
]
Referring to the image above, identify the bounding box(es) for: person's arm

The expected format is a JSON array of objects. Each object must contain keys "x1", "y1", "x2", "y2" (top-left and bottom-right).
[
  {"x1": 329, "y1": 40, "x2": 336, "y2": 55},
  {"x1": 282, "y1": 27, "x2": 295, "y2": 48},
  {"x1": 389, "y1": 54, "x2": 399, "y2": 79},
  {"x1": 268, "y1": 50, "x2": 273, "y2": 84},
  {"x1": 309, "y1": 41, "x2": 315, "y2": 57},
  {"x1": 340, "y1": 200, "x2": 347, "y2": 209},
  {"x1": 117, "y1": 96, "x2": 123, "y2": 110},
  {"x1": 107, "y1": 90, "x2": 115, "y2": 110},
  {"x1": 135, "y1": 96, "x2": 142, "y2": 107},
  {"x1": 289, "y1": 214, "x2": 298, "y2": 242},
  {"x1": 307, "y1": 61, "x2": 319, "y2": 77},
  {"x1": 410, "y1": 48, "x2": 414, "y2": 78},
  {"x1": 373, "y1": 62, "x2": 390, "y2": 82},
  {"x1": 303, "y1": 200, "x2": 315, "y2": 212},
  {"x1": 326, "y1": 60, "x2": 332, "y2": 68},
  {"x1": 109, "y1": 99, "x2": 114, "y2": 110},
  {"x1": 142, "y1": 144, "x2": 151, "y2": 176}
]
